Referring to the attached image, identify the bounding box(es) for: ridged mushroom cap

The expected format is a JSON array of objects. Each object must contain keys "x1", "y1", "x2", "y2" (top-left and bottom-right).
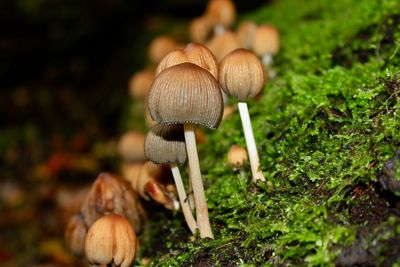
[
  {"x1": 148, "y1": 62, "x2": 223, "y2": 129},
  {"x1": 144, "y1": 124, "x2": 187, "y2": 165},
  {"x1": 219, "y1": 48, "x2": 266, "y2": 101},
  {"x1": 236, "y1": 20, "x2": 257, "y2": 49},
  {"x1": 128, "y1": 69, "x2": 155, "y2": 100},
  {"x1": 206, "y1": 31, "x2": 242, "y2": 62},
  {"x1": 206, "y1": 0, "x2": 236, "y2": 28},
  {"x1": 252, "y1": 24, "x2": 280, "y2": 56},
  {"x1": 156, "y1": 43, "x2": 218, "y2": 79}
]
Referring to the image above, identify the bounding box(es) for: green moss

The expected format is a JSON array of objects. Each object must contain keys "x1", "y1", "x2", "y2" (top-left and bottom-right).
[{"x1": 137, "y1": 0, "x2": 400, "y2": 266}]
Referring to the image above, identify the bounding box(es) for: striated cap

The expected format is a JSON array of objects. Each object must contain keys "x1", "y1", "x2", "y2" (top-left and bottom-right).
[
  {"x1": 128, "y1": 69, "x2": 155, "y2": 100},
  {"x1": 65, "y1": 213, "x2": 87, "y2": 258},
  {"x1": 117, "y1": 131, "x2": 146, "y2": 163},
  {"x1": 156, "y1": 43, "x2": 218, "y2": 79},
  {"x1": 206, "y1": 0, "x2": 236, "y2": 28},
  {"x1": 219, "y1": 48, "x2": 266, "y2": 101},
  {"x1": 148, "y1": 35, "x2": 181, "y2": 64},
  {"x1": 144, "y1": 124, "x2": 187, "y2": 165},
  {"x1": 189, "y1": 16, "x2": 212, "y2": 44},
  {"x1": 206, "y1": 31, "x2": 242, "y2": 62},
  {"x1": 148, "y1": 62, "x2": 223, "y2": 129},
  {"x1": 85, "y1": 214, "x2": 136, "y2": 267},
  {"x1": 252, "y1": 24, "x2": 280, "y2": 56},
  {"x1": 236, "y1": 20, "x2": 258, "y2": 49},
  {"x1": 227, "y1": 144, "x2": 248, "y2": 167}
]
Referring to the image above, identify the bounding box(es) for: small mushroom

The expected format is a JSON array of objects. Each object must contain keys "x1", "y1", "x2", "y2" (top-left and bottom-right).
[
  {"x1": 227, "y1": 144, "x2": 248, "y2": 168},
  {"x1": 205, "y1": 0, "x2": 236, "y2": 35},
  {"x1": 148, "y1": 35, "x2": 182, "y2": 65},
  {"x1": 128, "y1": 68, "x2": 155, "y2": 100},
  {"x1": 189, "y1": 16, "x2": 213, "y2": 44},
  {"x1": 65, "y1": 213, "x2": 87, "y2": 258},
  {"x1": 148, "y1": 62, "x2": 224, "y2": 238},
  {"x1": 85, "y1": 214, "x2": 136, "y2": 267},
  {"x1": 252, "y1": 24, "x2": 280, "y2": 68},
  {"x1": 219, "y1": 48, "x2": 266, "y2": 182},
  {"x1": 206, "y1": 30, "x2": 242, "y2": 62},
  {"x1": 117, "y1": 131, "x2": 146, "y2": 163},
  {"x1": 236, "y1": 20, "x2": 257, "y2": 49},
  {"x1": 144, "y1": 123, "x2": 197, "y2": 234}
]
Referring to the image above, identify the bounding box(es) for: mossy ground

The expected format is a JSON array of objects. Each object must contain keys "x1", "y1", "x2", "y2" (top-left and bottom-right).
[{"x1": 134, "y1": 0, "x2": 400, "y2": 266}]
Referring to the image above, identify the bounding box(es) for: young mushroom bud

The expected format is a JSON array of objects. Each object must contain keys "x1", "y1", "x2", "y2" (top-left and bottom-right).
[
  {"x1": 65, "y1": 213, "x2": 87, "y2": 258},
  {"x1": 227, "y1": 144, "x2": 248, "y2": 168},
  {"x1": 252, "y1": 24, "x2": 280, "y2": 68},
  {"x1": 236, "y1": 20, "x2": 257, "y2": 49},
  {"x1": 148, "y1": 35, "x2": 182, "y2": 65},
  {"x1": 206, "y1": 31, "x2": 242, "y2": 62},
  {"x1": 128, "y1": 68, "x2": 155, "y2": 100},
  {"x1": 85, "y1": 214, "x2": 136, "y2": 267},
  {"x1": 117, "y1": 131, "x2": 146, "y2": 163},
  {"x1": 219, "y1": 48, "x2": 266, "y2": 183},
  {"x1": 80, "y1": 172, "x2": 146, "y2": 234},
  {"x1": 145, "y1": 123, "x2": 197, "y2": 234},
  {"x1": 205, "y1": 0, "x2": 236, "y2": 35},
  {"x1": 148, "y1": 62, "x2": 224, "y2": 238},
  {"x1": 189, "y1": 16, "x2": 213, "y2": 44}
]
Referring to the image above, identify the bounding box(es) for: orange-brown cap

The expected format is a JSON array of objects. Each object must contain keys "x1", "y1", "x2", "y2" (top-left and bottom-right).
[
  {"x1": 206, "y1": 31, "x2": 242, "y2": 62},
  {"x1": 189, "y1": 16, "x2": 212, "y2": 44},
  {"x1": 227, "y1": 144, "x2": 248, "y2": 167},
  {"x1": 65, "y1": 213, "x2": 87, "y2": 258},
  {"x1": 117, "y1": 131, "x2": 146, "y2": 163},
  {"x1": 85, "y1": 214, "x2": 136, "y2": 267},
  {"x1": 148, "y1": 62, "x2": 223, "y2": 129},
  {"x1": 236, "y1": 20, "x2": 257, "y2": 49},
  {"x1": 156, "y1": 42, "x2": 218, "y2": 79},
  {"x1": 148, "y1": 35, "x2": 181, "y2": 64},
  {"x1": 144, "y1": 124, "x2": 187, "y2": 165},
  {"x1": 252, "y1": 24, "x2": 280, "y2": 56},
  {"x1": 219, "y1": 48, "x2": 266, "y2": 101},
  {"x1": 206, "y1": 0, "x2": 236, "y2": 28},
  {"x1": 128, "y1": 69, "x2": 155, "y2": 100}
]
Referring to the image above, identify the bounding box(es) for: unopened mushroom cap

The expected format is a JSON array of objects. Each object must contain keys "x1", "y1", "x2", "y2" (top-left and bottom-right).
[
  {"x1": 128, "y1": 69, "x2": 155, "y2": 100},
  {"x1": 148, "y1": 35, "x2": 181, "y2": 64},
  {"x1": 227, "y1": 144, "x2": 248, "y2": 167},
  {"x1": 252, "y1": 24, "x2": 280, "y2": 56},
  {"x1": 206, "y1": 0, "x2": 236, "y2": 28},
  {"x1": 189, "y1": 16, "x2": 212, "y2": 43},
  {"x1": 206, "y1": 31, "x2": 242, "y2": 62},
  {"x1": 144, "y1": 124, "x2": 187, "y2": 164},
  {"x1": 117, "y1": 131, "x2": 146, "y2": 163},
  {"x1": 156, "y1": 43, "x2": 218, "y2": 80},
  {"x1": 85, "y1": 214, "x2": 136, "y2": 267},
  {"x1": 148, "y1": 62, "x2": 223, "y2": 129},
  {"x1": 236, "y1": 20, "x2": 257, "y2": 49},
  {"x1": 219, "y1": 48, "x2": 266, "y2": 101}
]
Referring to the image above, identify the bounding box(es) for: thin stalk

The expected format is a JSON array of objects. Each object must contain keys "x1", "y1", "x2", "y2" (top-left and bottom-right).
[
  {"x1": 170, "y1": 163, "x2": 197, "y2": 234},
  {"x1": 183, "y1": 123, "x2": 214, "y2": 239},
  {"x1": 238, "y1": 102, "x2": 266, "y2": 182}
]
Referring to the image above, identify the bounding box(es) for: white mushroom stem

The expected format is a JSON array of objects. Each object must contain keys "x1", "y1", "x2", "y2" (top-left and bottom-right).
[
  {"x1": 170, "y1": 163, "x2": 197, "y2": 234},
  {"x1": 261, "y1": 53, "x2": 273, "y2": 67},
  {"x1": 213, "y1": 25, "x2": 225, "y2": 35},
  {"x1": 238, "y1": 102, "x2": 266, "y2": 182},
  {"x1": 186, "y1": 167, "x2": 195, "y2": 212},
  {"x1": 183, "y1": 123, "x2": 214, "y2": 239}
]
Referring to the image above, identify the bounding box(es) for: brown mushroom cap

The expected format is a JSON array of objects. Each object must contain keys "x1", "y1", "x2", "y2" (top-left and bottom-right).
[
  {"x1": 156, "y1": 43, "x2": 218, "y2": 80},
  {"x1": 189, "y1": 16, "x2": 212, "y2": 44},
  {"x1": 117, "y1": 131, "x2": 146, "y2": 163},
  {"x1": 206, "y1": 0, "x2": 236, "y2": 28},
  {"x1": 219, "y1": 48, "x2": 266, "y2": 101},
  {"x1": 128, "y1": 69, "x2": 155, "y2": 100},
  {"x1": 148, "y1": 62, "x2": 223, "y2": 129},
  {"x1": 227, "y1": 144, "x2": 248, "y2": 167},
  {"x1": 144, "y1": 124, "x2": 187, "y2": 165},
  {"x1": 236, "y1": 20, "x2": 258, "y2": 49},
  {"x1": 252, "y1": 24, "x2": 280, "y2": 56},
  {"x1": 206, "y1": 31, "x2": 242, "y2": 62},
  {"x1": 148, "y1": 35, "x2": 181, "y2": 64}
]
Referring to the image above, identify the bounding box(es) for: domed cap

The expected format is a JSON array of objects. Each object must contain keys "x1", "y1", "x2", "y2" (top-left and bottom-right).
[
  {"x1": 206, "y1": 0, "x2": 236, "y2": 28},
  {"x1": 148, "y1": 62, "x2": 223, "y2": 129},
  {"x1": 219, "y1": 48, "x2": 266, "y2": 101},
  {"x1": 144, "y1": 124, "x2": 187, "y2": 165},
  {"x1": 227, "y1": 144, "x2": 248, "y2": 167},
  {"x1": 156, "y1": 43, "x2": 218, "y2": 79},
  {"x1": 252, "y1": 24, "x2": 280, "y2": 56},
  {"x1": 148, "y1": 35, "x2": 181, "y2": 64},
  {"x1": 117, "y1": 131, "x2": 146, "y2": 163},
  {"x1": 128, "y1": 69, "x2": 155, "y2": 100},
  {"x1": 206, "y1": 31, "x2": 241, "y2": 62},
  {"x1": 236, "y1": 20, "x2": 257, "y2": 49},
  {"x1": 189, "y1": 16, "x2": 212, "y2": 44}
]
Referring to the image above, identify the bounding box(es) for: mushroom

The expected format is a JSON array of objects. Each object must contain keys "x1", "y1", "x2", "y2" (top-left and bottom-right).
[
  {"x1": 128, "y1": 68, "x2": 155, "y2": 100},
  {"x1": 117, "y1": 131, "x2": 146, "y2": 163},
  {"x1": 189, "y1": 16, "x2": 213, "y2": 44},
  {"x1": 148, "y1": 35, "x2": 182, "y2": 65},
  {"x1": 205, "y1": 0, "x2": 236, "y2": 35},
  {"x1": 65, "y1": 213, "x2": 87, "y2": 258},
  {"x1": 148, "y1": 62, "x2": 224, "y2": 238},
  {"x1": 85, "y1": 214, "x2": 136, "y2": 267},
  {"x1": 236, "y1": 20, "x2": 257, "y2": 49},
  {"x1": 206, "y1": 30, "x2": 242, "y2": 62},
  {"x1": 227, "y1": 144, "x2": 248, "y2": 179},
  {"x1": 219, "y1": 48, "x2": 266, "y2": 182},
  {"x1": 252, "y1": 24, "x2": 280, "y2": 68},
  {"x1": 144, "y1": 123, "x2": 197, "y2": 234}
]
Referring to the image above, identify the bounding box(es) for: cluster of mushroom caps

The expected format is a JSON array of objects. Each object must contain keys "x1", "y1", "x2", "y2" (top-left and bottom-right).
[{"x1": 64, "y1": 1, "x2": 281, "y2": 266}]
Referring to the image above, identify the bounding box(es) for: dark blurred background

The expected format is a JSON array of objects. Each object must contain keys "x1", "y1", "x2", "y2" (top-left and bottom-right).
[{"x1": 0, "y1": 0, "x2": 266, "y2": 265}]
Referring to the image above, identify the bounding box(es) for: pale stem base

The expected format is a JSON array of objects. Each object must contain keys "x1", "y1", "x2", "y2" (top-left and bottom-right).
[
  {"x1": 184, "y1": 123, "x2": 214, "y2": 239},
  {"x1": 238, "y1": 102, "x2": 266, "y2": 182},
  {"x1": 170, "y1": 163, "x2": 197, "y2": 234}
]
